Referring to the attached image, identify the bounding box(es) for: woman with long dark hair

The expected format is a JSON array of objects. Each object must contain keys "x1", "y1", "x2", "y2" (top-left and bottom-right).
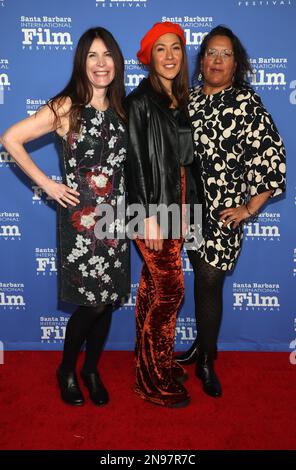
[
  {"x1": 126, "y1": 22, "x2": 196, "y2": 407},
  {"x1": 176, "y1": 25, "x2": 286, "y2": 398},
  {"x1": 1, "y1": 27, "x2": 130, "y2": 406}
]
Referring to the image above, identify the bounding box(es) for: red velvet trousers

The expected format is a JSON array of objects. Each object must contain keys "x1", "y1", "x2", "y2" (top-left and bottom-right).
[{"x1": 134, "y1": 175, "x2": 189, "y2": 406}]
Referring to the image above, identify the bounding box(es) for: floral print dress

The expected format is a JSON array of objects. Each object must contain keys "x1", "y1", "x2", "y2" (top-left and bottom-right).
[{"x1": 56, "y1": 104, "x2": 130, "y2": 306}]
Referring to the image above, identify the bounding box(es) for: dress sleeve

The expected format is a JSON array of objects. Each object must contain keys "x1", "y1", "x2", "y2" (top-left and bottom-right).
[{"x1": 244, "y1": 95, "x2": 286, "y2": 198}]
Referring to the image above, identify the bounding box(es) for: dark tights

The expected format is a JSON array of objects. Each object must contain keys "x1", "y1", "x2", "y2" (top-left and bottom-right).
[
  {"x1": 60, "y1": 304, "x2": 112, "y2": 373},
  {"x1": 187, "y1": 250, "x2": 226, "y2": 354}
]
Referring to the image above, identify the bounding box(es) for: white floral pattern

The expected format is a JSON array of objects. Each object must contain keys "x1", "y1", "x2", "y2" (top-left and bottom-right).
[{"x1": 57, "y1": 105, "x2": 130, "y2": 305}]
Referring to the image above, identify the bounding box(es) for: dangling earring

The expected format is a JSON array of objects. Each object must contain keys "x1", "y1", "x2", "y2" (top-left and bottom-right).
[{"x1": 198, "y1": 72, "x2": 203, "y2": 82}]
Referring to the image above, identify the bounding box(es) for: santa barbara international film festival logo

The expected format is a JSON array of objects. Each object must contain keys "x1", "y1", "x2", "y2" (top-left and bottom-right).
[
  {"x1": 248, "y1": 56, "x2": 288, "y2": 91},
  {"x1": 0, "y1": 148, "x2": 16, "y2": 168},
  {"x1": 32, "y1": 175, "x2": 62, "y2": 205},
  {"x1": 26, "y1": 98, "x2": 46, "y2": 116},
  {"x1": 237, "y1": 0, "x2": 294, "y2": 7},
  {"x1": 0, "y1": 58, "x2": 11, "y2": 105},
  {"x1": 121, "y1": 282, "x2": 138, "y2": 309},
  {"x1": 175, "y1": 315, "x2": 196, "y2": 345},
  {"x1": 160, "y1": 15, "x2": 213, "y2": 51},
  {"x1": 290, "y1": 80, "x2": 296, "y2": 105},
  {"x1": 233, "y1": 281, "x2": 280, "y2": 311},
  {"x1": 244, "y1": 211, "x2": 281, "y2": 241},
  {"x1": 293, "y1": 248, "x2": 296, "y2": 277},
  {"x1": 181, "y1": 248, "x2": 193, "y2": 275},
  {"x1": 35, "y1": 248, "x2": 57, "y2": 276},
  {"x1": 125, "y1": 59, "x2": 145, "y2": 93},
  {"x1": 40, "y1": 315, "x2": 68, "y2": 344},
  {"x1": 20, "y1": 15, "x2": 73, "y2": 51},
  {"x1": 0, "y1": 282, "x2": 25, "y2": 310},
  {"x1": 95, "y1": 0, "x2": 148, "y2": 8},
  {"x1": 0, "y1": 211, "x2": 21, "y2": 241},
  {"x1": 175, "y1": 250, "x2": 195, "y2": 345}
]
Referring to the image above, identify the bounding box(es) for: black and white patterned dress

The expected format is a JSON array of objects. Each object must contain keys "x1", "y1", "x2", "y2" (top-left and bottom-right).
[
  {"x1": 56, "y1": 104, "x2": 130, "y2": 306},
  {"x1": 188, "y1": 86, "x2": 286, "y2": 271}
]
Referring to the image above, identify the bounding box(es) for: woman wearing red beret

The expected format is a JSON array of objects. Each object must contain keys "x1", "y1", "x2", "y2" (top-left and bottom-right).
[{"x1": 126, "y1": 22, "x2": 196, "y2": 407}]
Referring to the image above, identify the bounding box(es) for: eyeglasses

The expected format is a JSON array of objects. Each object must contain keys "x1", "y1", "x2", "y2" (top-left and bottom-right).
[{"x1": 205, "y1": 48, "x2": 234, "y2": 60}]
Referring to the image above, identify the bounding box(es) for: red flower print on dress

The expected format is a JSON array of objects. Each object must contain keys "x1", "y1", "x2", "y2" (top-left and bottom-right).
[
  {"x1": 86, "y1": 171, "x2": 112, "y2": 196},
  {"x1": 104, "y1": 239, "x2": 119, "y2": 248},
  {"x1": 71, "y1": 207, "x2": 97, "y2": 232}
]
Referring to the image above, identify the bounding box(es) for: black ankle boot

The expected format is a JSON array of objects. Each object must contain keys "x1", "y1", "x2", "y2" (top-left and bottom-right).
[
  {"x1": 57, "y1": 367, "x2": 85, "y2": 406},
  {"x1": 196, "y1": 352, "x2": 222, "y2": 398},
  {"x1": 175, "y1": 338, "x2": 198, "y2": 365},
  {"x1": 81, "y1": 369, "x2": 109, "y2": 406}
]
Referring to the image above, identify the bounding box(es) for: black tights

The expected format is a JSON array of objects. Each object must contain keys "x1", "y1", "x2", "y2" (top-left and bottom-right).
[
  {"x1": 187, "y1": 250, "x2": 226, "y2": 354},
  {"x1": 60, "y1": 304, "x2": 113, "y2": 373}
]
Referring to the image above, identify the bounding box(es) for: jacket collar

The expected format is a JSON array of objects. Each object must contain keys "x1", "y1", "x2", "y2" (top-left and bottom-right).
[{"x1": 135, "y1": 77, "x2": 177, "y2": 123}]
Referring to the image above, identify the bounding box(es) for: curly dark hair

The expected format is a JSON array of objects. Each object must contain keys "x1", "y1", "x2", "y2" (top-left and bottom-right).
[{"x1": 194, "y1": 25, "x2": 253, "y2": 88}]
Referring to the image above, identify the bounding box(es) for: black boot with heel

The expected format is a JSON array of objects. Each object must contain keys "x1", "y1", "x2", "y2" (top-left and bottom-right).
[
  {"x1": 57, "y1": 367, "x2": 85, "y2": 406},
  {"x1": 80, "y1": 369, "x2": 109, "y2": 406},
  {"x1": 196, "y1": 352, "x2": 222, "y2": 398}
]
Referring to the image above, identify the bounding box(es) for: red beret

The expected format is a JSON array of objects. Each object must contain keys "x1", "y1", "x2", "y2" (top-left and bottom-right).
[{"x1": 137, "y1": 22, "x2": 186, "y2": 65}]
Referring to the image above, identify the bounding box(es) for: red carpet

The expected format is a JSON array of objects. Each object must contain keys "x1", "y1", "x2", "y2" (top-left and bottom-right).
[{"x1": 0, "y1": 351, "x2": 295, "y2": 450}]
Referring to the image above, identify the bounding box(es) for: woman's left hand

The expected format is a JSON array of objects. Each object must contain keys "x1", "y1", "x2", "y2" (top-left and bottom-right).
[{"x1": 219, "y1": 205, "x2": 250, "y2": 229}]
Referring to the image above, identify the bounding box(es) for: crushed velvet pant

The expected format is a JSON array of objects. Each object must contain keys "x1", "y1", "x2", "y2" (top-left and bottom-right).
[{"x1": 134, "y1": 174, "x2": 189, "y2": 406}]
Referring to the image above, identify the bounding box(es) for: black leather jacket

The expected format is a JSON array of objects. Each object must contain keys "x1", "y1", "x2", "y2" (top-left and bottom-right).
[{"x1": 126, "y1": 78, "x2": 201, "y2": 236}]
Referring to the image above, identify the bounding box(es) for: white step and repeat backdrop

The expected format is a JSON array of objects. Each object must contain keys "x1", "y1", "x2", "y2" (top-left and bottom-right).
[{"x1": 0, "y1": 0, "x2": 295, "y2": 352}]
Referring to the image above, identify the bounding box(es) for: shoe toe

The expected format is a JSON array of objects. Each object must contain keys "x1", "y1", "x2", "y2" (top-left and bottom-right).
[{"x1": 81, "y1": 371, "x2": 109, "y2": 406}]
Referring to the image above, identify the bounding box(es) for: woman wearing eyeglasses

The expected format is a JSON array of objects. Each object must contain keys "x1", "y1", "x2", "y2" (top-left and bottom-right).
[{"x1": 176, "y1": 25, "x2": 286, "y2": 397}]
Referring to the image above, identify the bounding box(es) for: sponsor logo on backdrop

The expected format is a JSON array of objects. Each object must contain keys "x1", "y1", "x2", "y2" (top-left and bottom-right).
[
  {"x1": 0, "y1": 212, "x2": 21, "y2": 240},
  {"x1": 244, "y1": 212, "x2": 281, "y2": 241},
  {"x1": 181, "y1": 249, "x2": 193, "y2": 274},
  {"x1": 175, "y1": 316, "x2": 196, "y2": 344},
  {"x1": 0, "y1": 282, "x2": 25, "y2": 309},
  {"x1": 290, "y1": 80, "x2": 296, "y2": 105},
  {"x1": 122, "y1": 282, "x2": 138, "y2": 309},
  {"x1": 161, "y1": 15, "x2": 213, "y2": 51},
  {"x1": 26, "y1": 98, "x2": 46, "y2": 116},
  {"x1": 20, "y1": 16, "x2": 73, "y2": 50},
  {"x1": 0, "y1": 58, "x2": 11, "y2": 104},
  {"x1": 40, "y1": 315, "x2": 68, "y2": 343},
  {"x1": 293, "y1": 248, "x2": 296, "y2": 277},
  {"x1": 95, "y1": 0, "x2": 148, "y2": 8},
  {"x1": 35, "y1": 248, "x2": 57, "y2": 276},
  {"x1": 0, "y1": 150, "x2": 16, "y2": 167},
  {"x1": 249, "y1": 57, "x2": 287, "y2": 91},
  {"x1": 233, "y1": 281, "x2": 280, "y2": 311},
  {"x1": 237, "y1": 0, "x2": 293, "y2": 7},
  {"x1": 32, "y1": 175, "x2": 62, "y2": 205},
  {"x1": 125, "y1": 59, "x2": 145, "y2": 92},
  {"x1": 0, "y1": 0, "x2": 5, "y2": 7}
]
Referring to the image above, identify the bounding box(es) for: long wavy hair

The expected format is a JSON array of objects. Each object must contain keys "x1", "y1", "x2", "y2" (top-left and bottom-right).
[
  {"x1": 194, "y1": 25, "x2": 253, "y2": 88},
  {"x1": 47, "y1": 27, "x2": 126, "y2": 141},
  {"x1": 148, "y1": 37, "x2": 189, "y2": 110}
]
